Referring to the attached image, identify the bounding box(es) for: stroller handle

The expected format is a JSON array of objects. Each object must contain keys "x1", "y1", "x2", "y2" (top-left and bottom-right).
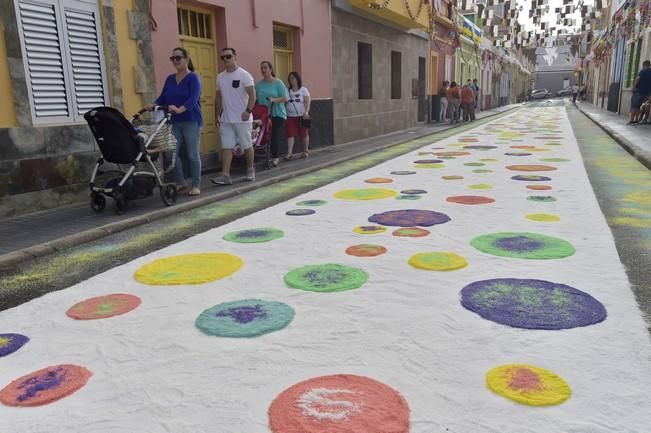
[{"x1": 133, "y1": 105, "x2": 170, "y2": 122}]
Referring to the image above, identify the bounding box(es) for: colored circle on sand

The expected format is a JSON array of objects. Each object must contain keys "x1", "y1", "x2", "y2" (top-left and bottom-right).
[
  {"x1": 434, "y1": 151, "x2": 471, "y2": 157},
  {"x1": 0, "y1": 364, "x2": 92, "y2": 407},
  {"x1": 408, "y1": 252, "x2": 467, "y2": 271},
  {"x1": 224, "y1": 228, "x2": 284, "y2": 243},
  {"x1": 470, "y1": 232, "x2": 575, "y2": 259},
  {"x1": 468, "y1": 184, "x2": 492, "y2": 190},
  {"x1": 527, "y1": 195, "x2": 557, "y2": 202},
  {"x1": 401, "y1": 189, "x2": 427, "y2": 195},
  {"x1": 0, "y1": 334, "x2": 29, "y2": 358},
  {"x1": 507, "y1": 164, "x2": 557, "y2": 172},
  {"x1": 464, "y1": 145, "x2": 497, "y2": 150},
  {"x1": 527, "y1": 185, "x2": 552, "y2": 191},
  {"x1": 335, "y1": 188, "x2": 397, "y2": 200},
  {"x1": 364, "y1": 177, "x2": 393, "y2": 184},
  {"x1": 285, "y1": 264, "x2": 368, "y2": 292},
  {"x1": 415, "y1": 163, "x2": 445, "y2": 169},
  {"x1": 480, "y1": 158, "x2": 498, "y2": 162},
  {"x1": 486, "y1": 364, "x2": 571, "y2": 406},
  {"x1": 510, "y1": 145, "x2": 535, "y2": 149},
  {"x1": 346, "y1": 244, "x2": 387, "y2": 257},
  {"x1": 505, "y1": 152, "x2": 532, "y2": 156},
  {"x1": 461, "y1": 278, "x2": 606, "y2": 329},
  {"x1": 268, "y1": 374, "x2": 410, "y2": 433},
  {"x1": 511, "y1": 175, "x2": 551, "y2": 182},
  {"x1": 287, "y1": 209, "x2": 316, "y2": 216},
  {"x1": 464, "y1": 162, "x2": 485, "y2": 167},
  {"x1": 526, "y1": 213, "x2": 560, "y2": 222},
  {"x1": 195, "y1": 299, "x2": 294, "y2": 338},
  {"x1": 447, "y1": 195, "x2": 495, "y2": 205},
  {"x1": 396, "y1": 195, "x2": 421, "y2": 200},
  {"x1": 297, "y1": 200, "x2": 327, "y2": 207},
  {"x1": 473, "y1": 169, "x2": 493, "y2": 173},
  {"x1": 393, "y1": 227, "x2": 430, "y2": 237},
  {"x1": 369, "y1": 209, "x2": 451, "y2": 227},
  {"x1": 66, "y1": 294, "x2": 141, "y2": 320},
  {"x1": 353, "y1": 225, "x2": 387, "y2": 235},
  {"x1": 541, "y1": 158, "x2": 569, "y2": 162},
  {"x1": 135, "y1": 253, "x2": 243, "y2": 285},
  {"x1": 442, "y1": 175, "x2": 464, "y2": 180},
  {"x1": 414, "y1": 159, "x2": 443, "y2": 164},
  {"x1": 391, "y1": 170, "x2": 416, "y2": 175}
]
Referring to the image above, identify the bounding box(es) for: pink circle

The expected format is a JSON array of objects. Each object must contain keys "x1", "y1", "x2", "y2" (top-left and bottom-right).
[
  {"x1": 446, "y1": 195, "x2": 495, "y2": 205},
  {"x1": 268, "y1": 374, "x2": 410, "y2": 433},
  {"x1": 66, "y1": 293, "x2": 141, "y2": 320},
  {"x1": 0, "y1": 364, "x2": 92, "y2": 407}
]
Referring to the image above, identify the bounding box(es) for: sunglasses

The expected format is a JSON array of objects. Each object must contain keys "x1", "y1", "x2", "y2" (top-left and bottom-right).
[
  {"x1": 169, "y1": 55, "x2": 186, "y2": 62},
  {"x1": 220, "y1": 54, "x2": 233, "y2": 60}
]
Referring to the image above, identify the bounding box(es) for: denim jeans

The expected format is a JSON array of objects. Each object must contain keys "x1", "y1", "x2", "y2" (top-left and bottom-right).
[{"x1": 172, "y1": 121, "x2": 202, "y2": 188}]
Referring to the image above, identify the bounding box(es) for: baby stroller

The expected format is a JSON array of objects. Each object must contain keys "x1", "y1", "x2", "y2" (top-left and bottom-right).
[
  {"x1": 233, "y1": 104, "x2": 271, "y2": 169},
  {"x1": 84, "y1": 106, "x2": 178, "y2": 213}
]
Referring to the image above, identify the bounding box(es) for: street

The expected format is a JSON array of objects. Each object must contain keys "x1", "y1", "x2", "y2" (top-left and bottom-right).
[{"x1": 1, "y1": 103, "x2": 650, "y2": 432}]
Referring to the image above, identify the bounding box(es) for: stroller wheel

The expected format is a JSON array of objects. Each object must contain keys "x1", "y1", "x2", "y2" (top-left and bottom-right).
[
  {"x1": 90, "y1": 193, "x2": 106, "y2": 213},
  {"x1": 160, "y1": 184, "x2": 177, "y2": 206}
]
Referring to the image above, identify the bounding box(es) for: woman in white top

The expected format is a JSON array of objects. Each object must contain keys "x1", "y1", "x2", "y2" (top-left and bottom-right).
[{"x1": 284, "y1": 72, "x2": 311, "y2": 159}]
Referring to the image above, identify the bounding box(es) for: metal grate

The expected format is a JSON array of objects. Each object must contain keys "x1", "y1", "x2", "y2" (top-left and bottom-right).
[
  {"x1": 273, "y1": 28, "x2": 291, "y2": 50},
  {"x1": 177, "y1": 7, "x2": 212, "y2": 39}
]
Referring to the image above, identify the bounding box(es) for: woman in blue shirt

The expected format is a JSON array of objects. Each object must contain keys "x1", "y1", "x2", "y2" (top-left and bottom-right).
[
  {"x1": 255, "y1": 61, "x2": 288, "y2": 167},
  {"x1": 148, "y1": 47, "x2": 203, "y2": 196}
]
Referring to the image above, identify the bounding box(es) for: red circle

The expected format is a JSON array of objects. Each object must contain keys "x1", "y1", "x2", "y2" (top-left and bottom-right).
[
  {"x1": 392, "y1": 227, "x2": 431, "y2": 237},
  {"x1": 268, "y1": 374, "x2": 410, "y2": 433},
  {"x1": 66, "y1": 293, "x2": 141, "y2": 320},
  {"x1": 527, "y1": 185, "x2": 552, "y2": 190},
  {"x1": 364, "y1": 177, "x2": 393, "y2": 184},
  {"x1": 345, "y1": 244, "x2": 387, "y2": 257},
  {"x1": 0, "y1": 364, "x2": 92, "y2": 407},
  {"x1": 446, "y1": 195, "x2": 495, "y2": 205}
]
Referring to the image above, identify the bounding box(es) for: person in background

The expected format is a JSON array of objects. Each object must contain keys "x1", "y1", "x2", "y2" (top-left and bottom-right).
[
  {"x1": 285, "y1": 71, "x2": 311, "y2": 160},
  {"x1": 572, "y1": 83, "x2": 579, "y2": 104},
  {"x1": 148, "y1": 47, "x2": 202, "y2": 196},
  {"x1": 447, "y1": 81, "x2": 461, "y2": 124},
  {"x1": 461, "y1": 82, "x2": 476, "y2": 122},
  {"x1": 472, "y1": 78, "x2": 480, "y2": 112},
  {"x1": 255, "y1": 61, "x2": 288, "y2": 167},
  {"x1": 628, "y1": 60, "x2": 651, "y2": 125},
  {"x1": 438, "y1": 81, "x2": 449, "y2": 123},
  {"x1": 210, "y1": 47, "x2": 256, "y2": 186}
]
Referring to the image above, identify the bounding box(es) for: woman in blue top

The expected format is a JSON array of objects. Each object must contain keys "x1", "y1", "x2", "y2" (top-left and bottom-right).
[
  {"x1": 255, "y1": 61, "x2": 288, "y2": 167},
  {"x1": 148, "y1": 47, "x2": 203, "y2": 196}
]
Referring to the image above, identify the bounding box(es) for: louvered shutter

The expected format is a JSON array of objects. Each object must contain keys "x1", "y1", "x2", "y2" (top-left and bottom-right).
[
  {"x1": 17, "y1": 1, "x2": 70, "y2": 119},
  {"x1": 63, "y1": 7, "x2": 106, "y2": 117}
]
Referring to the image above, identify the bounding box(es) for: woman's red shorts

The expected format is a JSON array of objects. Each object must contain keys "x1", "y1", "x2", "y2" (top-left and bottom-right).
[{"x1": 286, "y1": 116, "x2": 309, "y2": 139}]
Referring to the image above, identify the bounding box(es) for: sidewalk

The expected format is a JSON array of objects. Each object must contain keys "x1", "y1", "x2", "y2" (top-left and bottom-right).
[
  {"x1": 576, "y1": 101, "x2": 651, "y2": 170},
  {"x1": 0, "y1": 104, "x2": 517, "y2": 268}
]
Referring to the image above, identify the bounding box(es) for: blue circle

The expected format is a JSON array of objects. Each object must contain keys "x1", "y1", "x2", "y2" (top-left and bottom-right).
[
  {"x1": 195, "y1": 299, "x2": 295, "y2": 338},
  {"x1": 511, "y1": 175, "x2": 552, "y2": 182}
]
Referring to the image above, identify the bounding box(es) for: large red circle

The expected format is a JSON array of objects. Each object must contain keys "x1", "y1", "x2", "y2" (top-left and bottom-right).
[
  {"x1": 66, "y1": 293, "x2": 141, "y2": 320},
  {"x1": 268, "y1": 374, "x2": 410, "y2": 433},
  {"x1": 446, "y1": 195, "x2": 495, "y2": 205},
  {"x1": 0, "y1": 364, "x2": 92, "y2": 407}
]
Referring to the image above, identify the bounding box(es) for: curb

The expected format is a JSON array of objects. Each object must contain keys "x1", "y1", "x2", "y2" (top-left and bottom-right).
[
  {"x1": 576, "y1": 104, "x2": 651, "y2": 171},
  {"x1": 0, "y1": 106, "x2": 518, "y2": 269}
]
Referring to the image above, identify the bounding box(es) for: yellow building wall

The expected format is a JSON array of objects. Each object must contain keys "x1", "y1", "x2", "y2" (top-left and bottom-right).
[
  {"x1": 113, "y1": 0, "x2": 142, "y2": 115},
  {"x1": 350, "y1": 0, "x2": 430, "y2": 30},
  {"x1": 0, "y1": 21, "x2": 17, "y2": 127}
]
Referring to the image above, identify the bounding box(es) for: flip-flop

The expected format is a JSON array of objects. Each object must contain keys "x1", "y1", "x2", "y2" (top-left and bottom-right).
[{"x1": 188, "y1": 189, "x2": 200, "y2": 196}]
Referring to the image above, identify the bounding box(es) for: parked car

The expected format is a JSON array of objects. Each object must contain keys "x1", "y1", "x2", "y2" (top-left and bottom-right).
[
  {"x1": 557, "y1": 87, "x2": 572, "y2": 96},
  {"x1": 531, "y1": 89, "x2": 552, "y2": 99}
]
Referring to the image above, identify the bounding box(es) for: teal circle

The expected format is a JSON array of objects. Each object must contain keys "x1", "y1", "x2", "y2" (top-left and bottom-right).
[
  {"x1": 396, "y1": 195, "x2": 421, "y2": 200},
  {"x1": 297, "y1": 200, "x2": 327, "y2": 207},
  {"x1": 464, "y1": 163, "x2": 485, "y2": 167},
  {"x1": 471, "y1": 232, "x2": 575, "y2": 259},
  {"x1": 527, "y1": 195, "x2": 557, "y2": 203},
  {"x1": 195, "y1": 299, "x2": 295, "y2": 338},
  {"x1": 284, "y1": 264, "x2": 368, "y2": 292},
  {"x1": 223, "y1": 227, "x2": 284, "y2": 243}
]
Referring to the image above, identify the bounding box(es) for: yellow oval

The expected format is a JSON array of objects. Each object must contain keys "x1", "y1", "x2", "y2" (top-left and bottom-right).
[
  {"x1": 486, "y1": 364, "x2": 571, "y2": 406},
  {"x1": 408, "y1": 252, "x2": 468, "y2": 271},
  {"x1": 135, "y1": 253, "x2": 243, "y2": 285},
  {"x1": 334, "y1": 188, "x2": 397, "y2": 200},
  {"x1": 526, "y1": 213, "x2": 560, "y2": 222}
]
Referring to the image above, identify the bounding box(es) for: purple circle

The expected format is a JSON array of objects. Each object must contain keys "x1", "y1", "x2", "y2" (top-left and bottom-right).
[
  {"x1": 286, "y1": 209, "x2": 316, "y2": 216},
  {"x1": 414, "y1": 159, "x2": 443, "y2": 164},
  {"x1": 368, "y1": 209, "x2": 451, "y2": 227},
  {"x1": 0, "y1": 334, "x2": 29, "y2": 358},
  {"x1": 511, "y1": 175, "x2": 551, "y2": 182},
  {"x1": 464, "y1": 145, "x2": 497, "y2": 150},
  {"x1": 494, "y1": 235, "x2": 544, "y2": 252},
  {"x1": 461, "y1": 278, "x2": 607, "y2": 330}
]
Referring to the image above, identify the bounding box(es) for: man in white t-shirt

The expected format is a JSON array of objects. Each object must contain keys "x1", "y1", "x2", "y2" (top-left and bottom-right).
[{"x1": 211, "y1": 47, "x2": 256, "y2": 185}]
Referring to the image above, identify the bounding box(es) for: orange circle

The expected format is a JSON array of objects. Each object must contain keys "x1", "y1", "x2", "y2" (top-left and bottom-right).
[
  {"x1": 506, "y1": 165, "x2": 557, "y2": 172},
  {"x1": 527, "y1": 185, "x2": 552, "y2": 190},
  {"x1": 345, "y1": 244, "x2": 387, "y2": 257},
  {"x1": 510, "y1": 145, "x2": 535, "y2": 149},
  {"x1": 364, "y1": 177, "x2": 393, "y2": 184},
  {"x1": 446, "y1": 195, "x2": 495, "y2": 205},
  {"x1": 66, "y1": 294, "x2": 141, "y2": 320},
  {"x1": 0, "y1": 365, "x2": 92, "y2": 407},
  {"x1": 268, "y1": 374, "x2": 410, "y2": 433}
]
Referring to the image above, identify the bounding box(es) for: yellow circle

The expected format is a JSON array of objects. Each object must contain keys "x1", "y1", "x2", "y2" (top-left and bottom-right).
[
  {"x1": 135, "y1": 253, "x2": 243, "y2": 285},
  {"x1": 468, "y1": 184, "x2": 492, "y2": 190},
  {"x1": 334, "y1": 188, "x2": 397, "y2": 200},
  {"x1": 408, "y1": 252, "x2": 468, "y2": 271},
  {"x1": 526, "y1": 213, "x2": 560, "y2": 222},
  {"x1": 486, "y1": 364, "x2": 572, "y2": 406},
  {"x1": 353, "y1": 225, "x2": 387, "y2": 235},
  {"x1": 480, "y1": 158, "x2": 498, "y2": 162},
  {"x1": 415, "y1": 163, "x2": 445, "y2": 169}
]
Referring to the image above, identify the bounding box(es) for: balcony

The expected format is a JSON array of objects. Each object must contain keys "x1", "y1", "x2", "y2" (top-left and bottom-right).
[{"x1": 349, "y1": 0, "x2": 430, "y2": 31}]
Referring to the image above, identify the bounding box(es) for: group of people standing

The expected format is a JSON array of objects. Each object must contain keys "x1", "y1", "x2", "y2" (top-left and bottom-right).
[
  {"x1": 149, "y1": 46, "x2": 312, "y2": 196},
  {"x1": 438, "y1": 79, "x2": 480, "y2": 124}
]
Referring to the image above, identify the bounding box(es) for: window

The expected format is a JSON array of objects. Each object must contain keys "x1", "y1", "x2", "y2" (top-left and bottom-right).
[
  {"x1": 273, "y1": 25, "x2": 293, "y2": 85},
  {"x1": 625, "y1": 41, "x2": 642, "y2": 89},
  {"x1": 178, "y1": 6, "x2": 212, "y2": 39},
  {"x1": 445, "y1": 55, "x2": 452, "y2": 82},
  {"x1": 15, "y1": 0, "x2": 108, "y2": 124},
  {"x1": 391, "y1": 51, "x2": 401, "y2": 99},
  {"x1": 358, "y1": 42, "x2": 372, "y2": 99}
]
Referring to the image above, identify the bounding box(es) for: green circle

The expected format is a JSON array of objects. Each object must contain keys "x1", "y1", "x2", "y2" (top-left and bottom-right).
[
  {"x1": 195, "y1": 299, "x2": 294, "y2": 338},
  {"x1": 297, "y1": 200, "x2": 327, "y2": 207},
  {"x1": 284, "y1": 264, "x2": 368, "y2": 292},
  {"x1": 470, "y1": 232, "x2": 575, "y2": 259},
  {"x1": 473, "y1": 169, "x2": 493, "y2": 174},
  {"x1": 527, "y1": 195, "x2": 557, "y2": 203},
  {"x1": 464, "y1": 163, "x2": 485, "y2": 167},
  {"x1": 223, "y1": 228, "x2": 284, "y2": 243},
  {"x1": 541, "y1": 158, "x2": 569, "y2": 162}
]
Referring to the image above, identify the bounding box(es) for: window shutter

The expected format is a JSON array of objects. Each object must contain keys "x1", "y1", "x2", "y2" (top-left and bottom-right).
[
  {"x1": 63, "y1": 7, "x2": 105, "y2": 116},
  {"x1": 17, "y1": 1, "x2": 70, "y2": 118}
]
